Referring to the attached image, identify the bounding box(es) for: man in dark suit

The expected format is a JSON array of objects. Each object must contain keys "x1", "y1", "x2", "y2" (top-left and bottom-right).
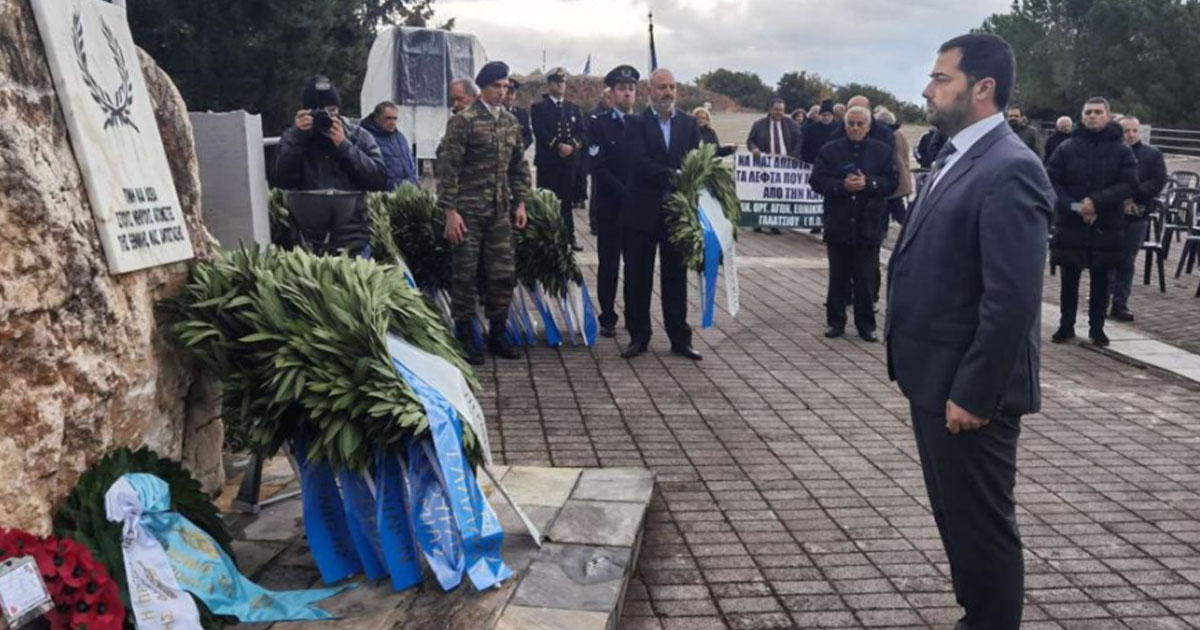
[
  {"x1": 588, "y1": 65, "x2": 640, "y2": 338},
  {"x1": 621, "y1": 68, "x2": 702, "y2": 361},
  {"x1": 887, "y1": 34, "x2": 1053, "y2": 630},
  {"x1": 531, "y1": 67, "x2": 588, "y2": 251},
  {"x1": 503, "y1": 78, "x2": 533, "y2": 151},
  {"x1": 746, "y1": 98, "x2": 804, "y2": 160}
]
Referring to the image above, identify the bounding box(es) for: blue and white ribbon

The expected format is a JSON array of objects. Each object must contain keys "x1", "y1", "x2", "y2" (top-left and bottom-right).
[
  {"x1": 529, "y1": 284, "x2": 563, "y2": 347},
  {"x1": 697, "y1": 190, "x2": 740, "y2": 328},
  {"x1": 292, "y1": 435, "x2": 363, "y2": 585},
  {"x1": 388, "y1": 344, "x2": 512, "y2": 591},
  {"x1": 105, "y1": 474, "x2": 345, "y2": 629}
]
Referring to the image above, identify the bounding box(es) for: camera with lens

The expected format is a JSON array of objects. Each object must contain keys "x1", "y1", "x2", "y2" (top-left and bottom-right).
[{"x1": 310, "y1": 108, "x2": 334, "y2": 134}]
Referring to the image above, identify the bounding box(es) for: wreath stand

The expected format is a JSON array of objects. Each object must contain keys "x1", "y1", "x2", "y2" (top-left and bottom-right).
[{"x1": 232, "y1": 450, "x2": 302, "y2": 514}]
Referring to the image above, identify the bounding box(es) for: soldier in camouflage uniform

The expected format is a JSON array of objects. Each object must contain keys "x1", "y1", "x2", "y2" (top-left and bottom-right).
[{"x1": 438, "y1": 61, "x2": 531, "y2": 365}]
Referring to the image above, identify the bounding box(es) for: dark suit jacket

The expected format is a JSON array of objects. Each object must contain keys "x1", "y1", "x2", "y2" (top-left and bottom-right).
[
  {"x1": 588, "y1": 109, "x2": 634, "y2": 223},
  {"x1": 508, "y1": 105, "x2": 533, "y2": 150},
  {"x1": 886, "y1": 121, "x2": 1053, "y2": 419},
  {"x1": 745, "y1": 116, "x2": 804, "y2": 160},
  {"x1": 623, "y1": 107, "x2": 702, "y2": 233},
  {"x1": 530, "y1": 96, "x2": 586, "y2": 168}
]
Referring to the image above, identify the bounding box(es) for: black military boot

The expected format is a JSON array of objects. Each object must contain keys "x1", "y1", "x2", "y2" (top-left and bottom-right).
[
  {"x1": 456, "y1": 321, "x2": 485, "y2": 366},
  {"x1": 488, "y1": 320, "x2": 522, "y2": 360}
]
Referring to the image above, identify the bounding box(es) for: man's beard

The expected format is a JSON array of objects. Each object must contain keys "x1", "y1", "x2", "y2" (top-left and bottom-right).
[
  {"x1": 928, "y1": 89, "x2": 971, "y2": 137},
  {"x1": 653, "y1": 99, "x2": 675, "y2": 115}
]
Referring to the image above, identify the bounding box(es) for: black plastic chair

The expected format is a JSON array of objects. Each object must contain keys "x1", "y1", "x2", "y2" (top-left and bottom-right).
[
  {"x1": 1175, "y1": 199, "x2": 1200, "y2": 278},
  {"x1": 1140, "y1": 205, "x2": 1167, "y2": 293},
  {"x1": 1172, "y1": 170, "x2": 1200, "y2": 190},
  {"x1": 1162, "y1": 188, "x2": 1199, "y2": 260}
]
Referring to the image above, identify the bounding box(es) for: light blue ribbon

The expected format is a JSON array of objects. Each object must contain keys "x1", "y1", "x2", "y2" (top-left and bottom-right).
[
  {"x1": 390, "y1": 356, "x2": 512, "y2": 591},
  {"x1": 698, "y1": 209, "x2": 723, "y2": 329},
  {"x1": 122, "y1": 473, "x2": 347, "y2": 622},
  {"x1": 293, "y1": 435, "x2": 363, "y2": 584}
]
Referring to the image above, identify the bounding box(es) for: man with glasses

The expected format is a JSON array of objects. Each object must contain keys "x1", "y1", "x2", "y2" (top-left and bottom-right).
[{"x1": 361, "y1": 101, "x2": 418, "y2": 190}]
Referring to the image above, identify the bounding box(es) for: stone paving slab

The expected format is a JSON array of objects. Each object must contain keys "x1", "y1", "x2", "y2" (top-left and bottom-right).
[
  {"x1": 223, "y1": 465, "x2": 655, "y2": 630},
  {"x1": 491, "y1": 214, "x2": 1200, "y2": 629}
]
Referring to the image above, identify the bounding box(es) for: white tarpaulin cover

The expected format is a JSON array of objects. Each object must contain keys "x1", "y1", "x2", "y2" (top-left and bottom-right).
[{"x1": 361, "y1": 27, "x2": 488, "y2": 161}]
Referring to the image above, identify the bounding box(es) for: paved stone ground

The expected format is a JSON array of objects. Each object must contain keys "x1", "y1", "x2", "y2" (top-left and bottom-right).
[{"x1": 478, "y1": 216, "x2": 1200, "y2": 630}]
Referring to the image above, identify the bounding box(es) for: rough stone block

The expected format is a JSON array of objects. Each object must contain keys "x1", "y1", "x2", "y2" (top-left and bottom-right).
[{"x1": 513, "y1": 543, "x2": 631, "y2": 612}]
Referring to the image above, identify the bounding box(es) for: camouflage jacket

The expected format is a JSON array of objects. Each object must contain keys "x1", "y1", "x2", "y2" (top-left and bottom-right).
[{"x1": 437, "y1": 100, "x2": 532, "y2": 215}]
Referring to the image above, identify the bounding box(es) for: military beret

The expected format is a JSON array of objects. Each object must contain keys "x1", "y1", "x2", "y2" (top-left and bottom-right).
[
  {"x1": 475, "y1": 61, "x2": 510, "y2": 88},
  {"x1": 547, "y1": 66, "x2": 569, "y2": 82},
  {"x1": 604, "y1": 65, "x2": 639, "y2": 87},
  {"x1": 819, "y1": 99, "x2": 834, "y2": 114}
]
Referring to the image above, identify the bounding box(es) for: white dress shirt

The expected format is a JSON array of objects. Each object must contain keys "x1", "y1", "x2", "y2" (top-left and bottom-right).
[{"x1": 928, "y1": 112, "x2": 1005, "y2": 193}]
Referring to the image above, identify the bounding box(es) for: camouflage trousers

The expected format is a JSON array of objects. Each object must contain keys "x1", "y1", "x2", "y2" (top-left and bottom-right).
[{"x1": 450, "y1": 207, "x2": 515, "y2": 323}]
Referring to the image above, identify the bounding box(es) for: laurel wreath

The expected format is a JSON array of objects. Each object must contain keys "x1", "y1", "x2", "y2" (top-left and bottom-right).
[
  {"x1": 72, "y1": 10, "x2": 139, "y2": 132},
  {"x1": 665, "y1": 143, "x2": 741, "y2": 272}
]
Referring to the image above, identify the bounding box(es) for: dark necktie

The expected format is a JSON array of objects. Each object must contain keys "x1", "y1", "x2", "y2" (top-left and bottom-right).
[{"x1": 908, "y1": 142, "x2": 958, "y2": 228}]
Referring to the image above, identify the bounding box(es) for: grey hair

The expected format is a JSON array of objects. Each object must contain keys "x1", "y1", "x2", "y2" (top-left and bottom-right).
[
  {"x1": 450, "y1": 78, "x2": 479, "y2": 96},
  {"x1": 1056, "y1": 116, "x2": 1072, "y2": 127},
  {"x1": 875, "y1": 109, "x2": 896, "y2": 125},
  {"x1": 845, "y1": 105, "x2": 872, "y2": 121},
  {"x1": 1121, "y1": 116, "x2": 1141, "y2": 126},
  {"x1": 649, "y1": 67, "x2": 675, "y2": 83}
]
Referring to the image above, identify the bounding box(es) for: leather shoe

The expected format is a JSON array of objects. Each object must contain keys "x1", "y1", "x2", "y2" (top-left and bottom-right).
[
  {"x1": 599, "y1": 325, "x2": 616, "y2": 338},
  {"x1": 858, "y1": 329, "x2": 878, "y2": 343},
  {"x1": 1089, "y1": 328, "x2": 1110, "y2": 347},
  {"x1": 1051, "y1": 326, "x2": 1075, "y2": 343},
  {"x1": 671, "y1": 345, "x2": 702, "y2": 361},
  {"x1": 824, "y1": 326, "x2": 844, "y2": 338},
  {"x1": 621, "y1": 341, "x2": 648, "y2": 359},
  {"x1": 1110, "y1": 306, "x2": 1135, "y2": 322}
]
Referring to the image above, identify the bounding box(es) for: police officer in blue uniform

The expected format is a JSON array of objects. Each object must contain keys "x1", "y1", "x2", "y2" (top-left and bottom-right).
[
  {"x1": 531, "y1": 67, "x2": 588, "y2": 251},
  {"x1": 587, "y1": 65, "x2": 640, "y2": 337},
  {"x1": 504, "y1": 77, "x2": 533, "y2": 151}
]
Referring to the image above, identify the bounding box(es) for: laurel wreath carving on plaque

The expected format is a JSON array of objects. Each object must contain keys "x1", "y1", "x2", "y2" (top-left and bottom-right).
[{"x1": 72, "y1": 10, "x2": 139, "y2": 132}]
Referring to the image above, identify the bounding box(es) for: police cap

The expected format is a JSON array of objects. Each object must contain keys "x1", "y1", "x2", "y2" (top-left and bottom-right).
[{"x1": 604, "y1": 65, "x2": 640, "y2": 88}]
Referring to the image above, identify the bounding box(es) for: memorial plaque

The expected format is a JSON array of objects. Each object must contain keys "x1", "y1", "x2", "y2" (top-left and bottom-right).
[{"x1": 31, "y1": 0, "x2": 194, "y2": 274}]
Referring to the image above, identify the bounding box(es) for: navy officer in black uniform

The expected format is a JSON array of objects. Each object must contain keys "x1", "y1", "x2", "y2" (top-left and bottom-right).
[
  {"x1": 587, "y1": 65, "x2": 640, "y2": 338},
  {"x1": 531, "y1": 67, "x2": 588, "y2": 251},
  {"x1": 503, "y1": 77, "x2": 533, "y2": 151}
]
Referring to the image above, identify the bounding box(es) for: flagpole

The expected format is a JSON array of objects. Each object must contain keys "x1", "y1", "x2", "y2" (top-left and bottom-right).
[{"x1": 648, "y1": 11, "x2": 658, "y2": 73}]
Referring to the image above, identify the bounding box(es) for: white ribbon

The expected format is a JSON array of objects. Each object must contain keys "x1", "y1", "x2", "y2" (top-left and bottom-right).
[
  {"x1": 104, "y1": 477, "x2": 203, "y2": 630},
  {"x1": 697, "y1": 190, "x2": 740, "y2": 317}
]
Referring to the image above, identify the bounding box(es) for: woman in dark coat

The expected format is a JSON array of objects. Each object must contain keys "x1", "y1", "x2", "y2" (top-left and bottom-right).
[
  {"x1": 1046, "y1": 106, "x2": 1138, "y2": 346},
  {"x1": 692, "y1": 107, "x2": 736, "y2": 157}
]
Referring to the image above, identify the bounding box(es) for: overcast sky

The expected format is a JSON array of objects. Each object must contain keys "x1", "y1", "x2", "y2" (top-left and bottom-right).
[{"x1": 431, "y1": 0, "x2": 1013, "y2": 104}]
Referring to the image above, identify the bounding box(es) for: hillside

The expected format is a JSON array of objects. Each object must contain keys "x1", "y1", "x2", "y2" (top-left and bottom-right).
[{"x1": 512, "y1": 73, "x2": 740, "y2": 113}]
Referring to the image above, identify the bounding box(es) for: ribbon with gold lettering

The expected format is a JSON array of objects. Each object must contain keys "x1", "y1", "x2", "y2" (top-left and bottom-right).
[{"x1": 105, "y1": 474, "x2": 346, "y2": 626}]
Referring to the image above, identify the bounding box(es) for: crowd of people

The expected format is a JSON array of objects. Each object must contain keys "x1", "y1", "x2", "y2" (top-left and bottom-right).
[{"x1": 265, "y1": 30, "x2": 1185, "y2": 630}]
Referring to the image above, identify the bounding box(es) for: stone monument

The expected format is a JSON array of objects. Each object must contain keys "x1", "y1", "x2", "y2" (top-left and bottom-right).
[{"x1": 0, "y1": 0, "x2": 222, "y2": 533}]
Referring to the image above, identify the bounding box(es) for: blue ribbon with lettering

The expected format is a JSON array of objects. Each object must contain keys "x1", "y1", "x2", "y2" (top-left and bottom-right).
[
  {"x1": 374, "y1": 449, "x2": 424, "y2": 591},
  {"x1": 119, "y1": 473, "x2": 347, "y2": 622},
  {"x1": 293, "y1": 434, "x2": 363, "y2": 584},
  {"x1": 405, "y1": 435, "x2": 465, "y2": 590},
  {"x1": 335, "y1": 470, "x2": 388, "y2": 581},
  {"x1": 530, "y1": 285, "x2": 563, "y2": 347},
  {"x1": 391, "y1": 357, "x2": 512, "y2": 591},
  {"x1": 698, "y1": 209, "x2": 723, "y2": 329}
]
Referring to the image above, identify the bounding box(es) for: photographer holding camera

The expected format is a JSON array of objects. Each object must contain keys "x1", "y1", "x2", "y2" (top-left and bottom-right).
[{"x1": 275, "y1": 75, "x2": 387, "y2": 257}]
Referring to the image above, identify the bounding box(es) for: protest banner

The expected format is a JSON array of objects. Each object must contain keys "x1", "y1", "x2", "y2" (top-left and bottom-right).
[{"x1": 734, "y1": 150, "x2": 823, "y2": 229}]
